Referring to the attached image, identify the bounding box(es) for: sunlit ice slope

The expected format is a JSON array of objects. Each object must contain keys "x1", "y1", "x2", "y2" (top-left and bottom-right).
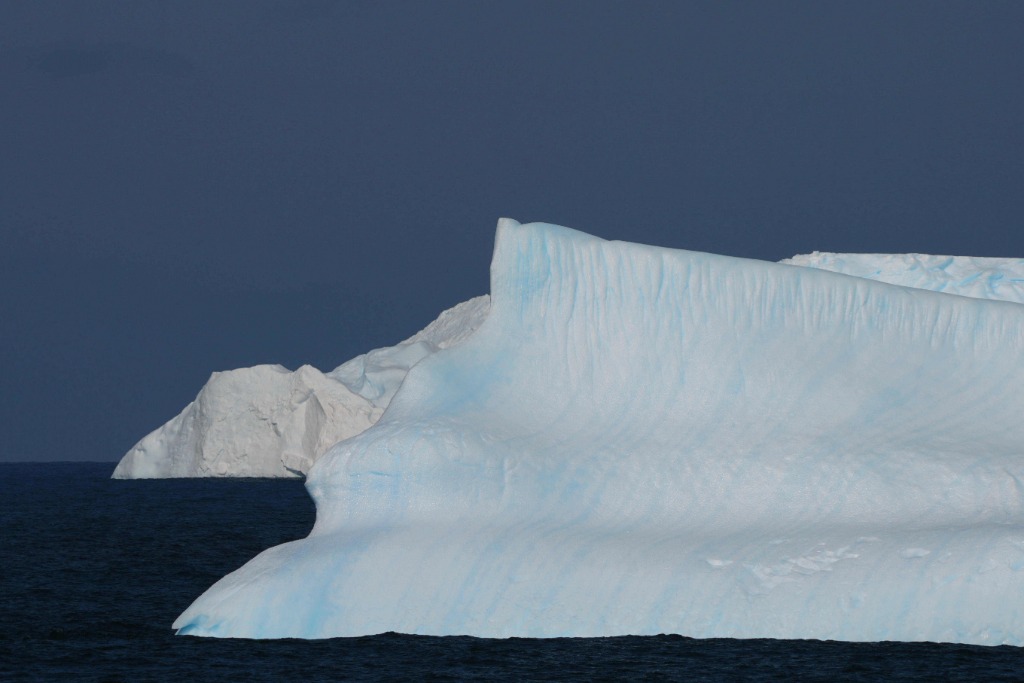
[{"x1": 175, "y1": 219, "x2": 1024, "y2": 645}]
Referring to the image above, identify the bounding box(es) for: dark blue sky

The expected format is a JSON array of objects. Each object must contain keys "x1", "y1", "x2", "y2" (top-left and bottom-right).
[{"x1": 2, "y1": 1, "x2": 1022, "y2": 462}]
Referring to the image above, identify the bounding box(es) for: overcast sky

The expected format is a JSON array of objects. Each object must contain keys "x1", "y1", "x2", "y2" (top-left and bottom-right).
[{"x1": 2, "y1": 1, "x2": 1022, "y2": 463}]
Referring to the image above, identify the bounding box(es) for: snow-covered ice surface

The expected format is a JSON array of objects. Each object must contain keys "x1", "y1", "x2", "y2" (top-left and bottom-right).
[
  {"x1": 111, "y1": 297, "x2": 489, "y2": 478},
  {"x1": 783, "y1": 252, "x2": 1024, "y2": 303},
  {"x1": 174, "y1": 220, "x2": 1024, "y2": 645}
]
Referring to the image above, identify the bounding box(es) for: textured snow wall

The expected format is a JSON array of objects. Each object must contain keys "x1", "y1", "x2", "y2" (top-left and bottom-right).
[
  {"x1": 175, "y1": 220, "x2": 1024, "y2": 645},
  {"x1": 111, "y1": 364, "x2": 379, "y2": 478},
  {"x1": 112, "y1": 297, "x2": 489, "y2": 478},
  {"x1": 783, "y1": 252, "x2": 1024, "y2": 303}
]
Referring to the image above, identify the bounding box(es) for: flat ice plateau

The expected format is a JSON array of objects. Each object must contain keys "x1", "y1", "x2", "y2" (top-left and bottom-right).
[{"x1": 175, "y1": 220, "x2": 1024, "y2": 645}]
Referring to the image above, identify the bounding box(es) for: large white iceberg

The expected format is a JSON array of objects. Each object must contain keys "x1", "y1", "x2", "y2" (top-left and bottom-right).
[
  {"x1": 173, "y1": 219, "x2": 1024, "y2": 645},
  {"x1": 112, "y1": 296, "x2": 490, "y2": 478}
]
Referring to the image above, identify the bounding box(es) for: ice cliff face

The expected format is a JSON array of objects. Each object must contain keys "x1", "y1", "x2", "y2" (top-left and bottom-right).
[
  {"x1": 111, "y1": 297, "x2": 489, "y2": 478},
  {"x1": 174, "y1": 220, "x2": 1024, "y2": 645}
]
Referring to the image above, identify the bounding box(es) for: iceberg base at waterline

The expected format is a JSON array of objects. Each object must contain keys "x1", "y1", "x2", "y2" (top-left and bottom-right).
[{"x1": 174, "y1": 219, "x2": 1024, "y2": 645}]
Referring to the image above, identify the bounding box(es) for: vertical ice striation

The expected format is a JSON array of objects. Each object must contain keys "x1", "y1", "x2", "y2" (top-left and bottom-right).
[{"x1": 174, "y1": 220, "x2": 1024, "y2": 645}]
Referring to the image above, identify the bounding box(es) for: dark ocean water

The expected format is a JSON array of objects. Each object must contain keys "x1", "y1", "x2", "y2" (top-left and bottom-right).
[{"x1": 2, "y1": 463, "x2": 1022, "y2": 681}]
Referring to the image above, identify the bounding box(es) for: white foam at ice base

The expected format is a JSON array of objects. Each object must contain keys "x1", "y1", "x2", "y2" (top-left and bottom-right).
[
  {"x1": 173, "y1": 219, "x2": 1024, "y2": 645},
  {"x1": 111, "y1": 296, "x2": 490, "y2": 478}
]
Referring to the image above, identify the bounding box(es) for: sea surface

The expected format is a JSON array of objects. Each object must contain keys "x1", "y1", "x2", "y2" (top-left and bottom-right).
[{"x1": 2, "y1": 462, "x2": 1022, "y2": 681}]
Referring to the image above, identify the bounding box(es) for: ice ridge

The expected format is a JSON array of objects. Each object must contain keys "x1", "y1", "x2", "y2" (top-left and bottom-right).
[
  {"x1": 783, "y1": 252, "x2": 1024, "y2": 303},
  {"x1": 173, "y1": 220, "x2": 1024, "y2": 645}
]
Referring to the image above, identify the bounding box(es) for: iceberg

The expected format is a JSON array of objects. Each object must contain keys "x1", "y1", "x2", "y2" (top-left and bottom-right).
[
  {"x1": 112, "y1": 297, "x2": 489, "y2": 478},
  {"x1": 114, "y1": 248, "x2": 1022, "y2": 480},
  {"x1": 173, "y1": 219, "x2": 1024, "y2": 645}
]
